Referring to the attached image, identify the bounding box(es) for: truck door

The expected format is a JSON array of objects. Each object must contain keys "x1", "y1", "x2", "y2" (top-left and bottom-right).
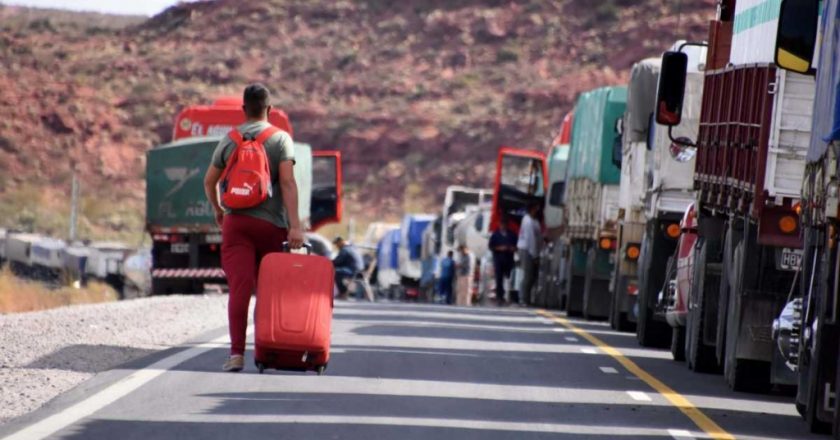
[
  {"x1": 311, "y1": 151, "x2": 343, "y2": 231},
  {"x1": 490, "y1": 147, "x2": 549, "y2": 233}
]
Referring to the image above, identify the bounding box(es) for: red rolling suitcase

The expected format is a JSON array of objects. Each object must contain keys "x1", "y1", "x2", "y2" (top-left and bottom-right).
[{"x1": 254, "y1": 243, "x2": 334, "y2": 375}]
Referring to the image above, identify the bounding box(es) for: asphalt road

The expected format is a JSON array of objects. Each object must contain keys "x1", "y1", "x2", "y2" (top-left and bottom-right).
[{"x1": 0, "y1": 302, "x2": 824, "y2": 440}]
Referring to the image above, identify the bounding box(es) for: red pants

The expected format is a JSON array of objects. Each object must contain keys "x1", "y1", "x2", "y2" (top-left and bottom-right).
[{"x1": 221, "y1": 214, "x2": 287, "y2": 356}]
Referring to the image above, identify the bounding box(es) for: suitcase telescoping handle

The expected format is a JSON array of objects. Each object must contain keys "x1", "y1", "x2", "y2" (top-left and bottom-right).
[{"x1": 282, "y1": 241, "x2": 312, "y2": 254}]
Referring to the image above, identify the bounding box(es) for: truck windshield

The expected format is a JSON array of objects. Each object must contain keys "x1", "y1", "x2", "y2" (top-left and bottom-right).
[{"x1": 500, "y1": 155, "x2": 545, "y2": 198}]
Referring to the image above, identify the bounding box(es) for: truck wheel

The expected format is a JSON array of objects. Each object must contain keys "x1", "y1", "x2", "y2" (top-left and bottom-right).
[
  {"x1": 801, "y1": 315, "x2": 833, "y2": 433},
  {"x1": 686, "y1": 239, "x2": 720, "y2": 373},
  {"x1": 636, "y1": 245, "x2": 669, "y2": 347},
  {"x1": 671, "y1": 325, "x2": 686, "y2": 362},
  {"x1": 566, "y1": 274, "x2": 585, "y2": 317},
  {"x1": 583, "y1": 248, "x2": 610, "y2": 320},
  {"x1": 612, "y1": 276, "x2": 634, "y2": 332}
]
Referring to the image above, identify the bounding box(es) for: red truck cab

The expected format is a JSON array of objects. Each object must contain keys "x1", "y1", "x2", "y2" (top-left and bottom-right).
[
  {"x1": 489, "y1": 147, "x2": 549, "y2": 235},
  {"x1": 172, "y1": 97, "x2": 293, "y2": 140}
]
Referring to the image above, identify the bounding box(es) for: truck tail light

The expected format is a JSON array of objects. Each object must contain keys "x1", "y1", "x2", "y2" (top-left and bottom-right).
[
  {"x1": 666, "y1": 223, "x2": 681, "y2": 239},
  {"x1": 599, "y1": 238, "x2": 613, "y2": 250},
  {"x1": 778, "y1": 216, "x2": 797, "y2": 234},
  {"x1": 793, "y1": 202, "x2": 802, "y2": 216},
  {"x1": 627, "y1": 282, "x2": 639, "y2": 296},
  {"x1": 209, "y1": 244, "x2": 218, "y2": 252},
  {"x1": 625, "y1": 244, "x2": 640, "y2": 260}
]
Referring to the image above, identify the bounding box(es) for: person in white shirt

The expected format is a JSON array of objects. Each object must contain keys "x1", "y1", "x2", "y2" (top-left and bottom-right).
[{"x1": 517, "y1": 203, "x2": 542, "y2": 306}]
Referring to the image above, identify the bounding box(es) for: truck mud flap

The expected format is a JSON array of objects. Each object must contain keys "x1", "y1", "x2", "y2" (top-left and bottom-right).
[{"x1": 735, "y1": 292, "x2": 776, "y2": 362}]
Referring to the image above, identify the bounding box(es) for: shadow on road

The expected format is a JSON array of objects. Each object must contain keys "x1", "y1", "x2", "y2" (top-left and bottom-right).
[{"x1": 25, "y1": 344, "x2": 158, "y2": 373}]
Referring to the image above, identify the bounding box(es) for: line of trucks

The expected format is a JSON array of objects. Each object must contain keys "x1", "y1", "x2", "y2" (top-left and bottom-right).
[
  {"x1": 465, "y1": 0, "x2": 840, "y2": 437},
  {"x1": 0, "y1": 97, "x2": 344, "y2": 298}
]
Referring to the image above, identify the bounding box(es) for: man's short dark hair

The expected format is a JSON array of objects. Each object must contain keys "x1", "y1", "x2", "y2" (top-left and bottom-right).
[{"x1": 243, "y1": 83, "x2": 271, "y2": 118}]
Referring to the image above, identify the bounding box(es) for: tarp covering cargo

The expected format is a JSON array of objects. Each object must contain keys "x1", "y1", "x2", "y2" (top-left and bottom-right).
[
  {"x1": 402, "y1": 214, "x2": 435, "y2": 260},
  {"x1": 731, "y1": 0, "x2": 781, "y2": 64},
  {"x1": 808, "y1": 0, "x2": 840, "y2": 162},
  {"x1": 567, "y1": 86, "x2": 627, "y2": 184},
  {"x1": 626, "y1": 59, "x2": 661, "y2": 142},
  {"x1": 377, "y1": 229, "x2": 400, "y2": 270}
]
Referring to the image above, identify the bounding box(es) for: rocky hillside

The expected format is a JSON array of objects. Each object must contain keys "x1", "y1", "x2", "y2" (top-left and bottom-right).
[{"x1": 0, "y1": 0, "x2": 715, "y2": 239}]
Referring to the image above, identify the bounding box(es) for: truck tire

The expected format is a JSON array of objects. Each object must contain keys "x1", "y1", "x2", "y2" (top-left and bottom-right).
[
  {"x1": 566, "y1": 251, "x2": 585, "y2": 318},
  {"x1": 686, "y1": 239, "x2": 720, "y2": 373},
  {"x1": 671, "y1": 325, "x2": 686, "y2": 362},
  {"x1": 804, "y1": 322, "x2": 833, "y2": 434},
  {"x1": 583, "y1": 248, "x2": 610, "y2": 320},
  {"x1": 636, "y1": 235, "x2": 670, "y2": 348},
  {"x1": 724, "y1": 238, "x2": 770, "y2": 393},
  {"x1": 612, "y1": 275, "x2": 634, "y2": 332}
]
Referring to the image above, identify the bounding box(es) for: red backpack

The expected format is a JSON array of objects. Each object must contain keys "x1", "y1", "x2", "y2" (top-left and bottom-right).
[{"x1": 219, "y1": 126, "x2": 279, "y2": 209}]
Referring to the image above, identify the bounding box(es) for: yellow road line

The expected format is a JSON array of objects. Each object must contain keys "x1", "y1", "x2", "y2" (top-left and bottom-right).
[{"x1": 537, "y1": 310, "x2": 736, "y2": 440}]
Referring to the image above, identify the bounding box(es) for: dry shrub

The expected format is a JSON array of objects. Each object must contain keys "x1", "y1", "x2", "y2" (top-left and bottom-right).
[{"x1": 0, "y1": 267, "x2": 118, "y2": 314}]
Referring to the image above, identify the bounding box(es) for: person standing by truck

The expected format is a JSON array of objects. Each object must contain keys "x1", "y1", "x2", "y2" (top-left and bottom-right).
[
  {"x1": 455, "y1": 245, "x2": 474, "y2": 306},
  {"x1": 517, "y1": 203, "x2": 542, "y2": 306},
  {"x1": 438, "y1": 250, "x2": 455, "y2": 304},
  {"x1": 489, "y1": 219, "x2": 517, "y2": 306},
  {"x1": 203, "y1": 83, "x2": 304, "y2": 373}
]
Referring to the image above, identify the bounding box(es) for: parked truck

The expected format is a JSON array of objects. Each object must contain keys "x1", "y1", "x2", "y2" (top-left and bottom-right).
[
  {"x1": 629, "y1": 43, "x2": 706, "y2": 347},
  {"x1": 440, "y1": 186, "x2": 492, "y2": 261},
  {"x1": 612, "y1": 58, "x2": 661, "y2": 333},
  {"x1": 773, "y1": 0, "x2": 840, "y2": 434},
  {"x1": 655, "y1": 0, "x2": 815, "y2": 392},
  {"x1": 397, "y1": 213, "x2": 436, "y2": 298},
  {"x1": 559, "y1": 86, "x2": 626, "y2": 319},
  {"x1": 146, "y1": 100, "x2": 342, "y2": 295},
  {"x1": 535, "y1": 113, "x2": 572, "y2": 310}
]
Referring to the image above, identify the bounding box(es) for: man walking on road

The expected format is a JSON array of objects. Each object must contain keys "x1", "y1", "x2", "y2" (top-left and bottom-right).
[
  {"x1": 203, "y1": 83, "x2": 303, "y2": 373},
  {"x1": 489, "y1": 219, "x2": 517, "y2": 306},
  {"x1": 517, "y1": 203, "x2": 542, "y2": 306}
]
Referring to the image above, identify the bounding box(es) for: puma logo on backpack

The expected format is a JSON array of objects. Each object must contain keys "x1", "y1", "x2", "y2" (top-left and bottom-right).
[{"x1": 220, "y1": 126, "x2": 279, "y2": 209}]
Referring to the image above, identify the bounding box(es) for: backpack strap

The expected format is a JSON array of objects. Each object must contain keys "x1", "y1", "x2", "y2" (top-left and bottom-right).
[
  {"x1": 228, "y1": 129, "x2": 245, "y2": 146},
  {"x1": 255, "y1": 126, "x2": 281, "y2": 145}
]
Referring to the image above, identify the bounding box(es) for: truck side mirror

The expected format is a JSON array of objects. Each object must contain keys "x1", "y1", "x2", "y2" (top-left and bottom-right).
[
  {"x1": 612, "y1": 117, "x2": 623, "y2": 168},
  {"x1": 549, "y1": 181, "x2": 565, "y2": 207},
  {"x1": 775, "y1": 0, "x2": 818, "y2": 75},
  {"x1": 655, "y1": 51, "x2": 688, "y2": 127},
  {"x1": 310, "y1": 151, "x2": 343, "y2": 231}
]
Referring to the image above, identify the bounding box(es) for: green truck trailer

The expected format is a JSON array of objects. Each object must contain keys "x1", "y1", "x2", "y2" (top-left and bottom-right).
[
  {"x1": 146, "y1": 136, "x2": 341, "y2": 294},
  {"x1": 559, "y1": 86, "x2": 627, "y2": 319}
]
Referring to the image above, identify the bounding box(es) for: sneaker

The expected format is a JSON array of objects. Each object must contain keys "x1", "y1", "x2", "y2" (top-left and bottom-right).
[{"x1": 222, "y1": 355, "x2": 244, "y2": 372}]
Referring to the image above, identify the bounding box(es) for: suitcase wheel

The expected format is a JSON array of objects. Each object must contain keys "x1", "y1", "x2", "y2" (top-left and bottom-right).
[{"x1": 316, "y1": 365, "x2": 327, "y2": 376}]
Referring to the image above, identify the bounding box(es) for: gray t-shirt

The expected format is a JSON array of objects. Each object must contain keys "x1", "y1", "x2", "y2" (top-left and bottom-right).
[{"x1": 211, "y1": 121, "x2": 295, "y2": 228}]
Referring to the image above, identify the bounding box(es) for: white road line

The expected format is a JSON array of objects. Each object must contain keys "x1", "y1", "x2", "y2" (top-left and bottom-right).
[
  {"x1": 599, "y1": 367, "x2": 618, "y2": 374},
  {"x1": 2, "y1": 333, "x2": 231, "y2": 440},
  {"x1": 667, "y1": 428, "x2": 696, "y2": 439},
  {"x1": 552, "y1": 328, "x2": 566, "y2": 333},
  {"x1": 627, "y1": 391, "x2": 652, "y2": 402},
  {"x1": 145, "y1": 414, "x2": 670, "y2": 437},
  {"x1": 564, "y1": 336, "x2": 579, "y2": 342},
  {"x1": 580, "y1": 347, "x2": 598, "y2": 354}
]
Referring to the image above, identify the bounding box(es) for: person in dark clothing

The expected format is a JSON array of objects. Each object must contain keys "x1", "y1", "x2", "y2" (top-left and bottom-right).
[
  {"x1": 438, "y1": 251, "x2": 455, "y2": 304},
  {"x1": 489, "y1": 220, "x2": 518, "y2": 306},
  {"x1": 333, "y1": 236, "x2": 363, "y2": 299}
]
